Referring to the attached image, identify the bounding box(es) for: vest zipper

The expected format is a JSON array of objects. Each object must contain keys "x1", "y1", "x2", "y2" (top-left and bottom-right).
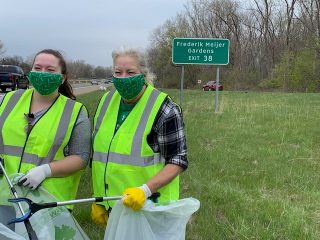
[
  {"x1": 18, "y1": 95, "x2": 60, "y2": 172},
  {"x1": 18, "y1": 124, "x2": 34, "y2": 172},
  {"x1": 103, "y1": 134, "x2": 116, "y2": 194},
  {"x1": 103, "y1": 113, "x2": 127, "y2": 195}
]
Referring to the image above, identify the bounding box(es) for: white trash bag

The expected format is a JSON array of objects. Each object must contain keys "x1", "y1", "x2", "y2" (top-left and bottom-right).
[
  {"x1": 0, "y1": 174, "x2": 89, "y2": 240},
  {"x1": 0, "y1": 223, "x2": 25, "y2": 240},
  {"x1": 105, "y1": 197, "x2": 200, "y2": 240}
]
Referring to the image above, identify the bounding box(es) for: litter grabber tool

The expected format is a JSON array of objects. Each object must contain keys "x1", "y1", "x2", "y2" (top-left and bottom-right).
[
  {"x1": 0, "y1": 159, "x2": 39, "y2": 240},
  {"x1": 0, "y1": 157, "x2": 4, "y2": 176},
  {"x1": 8, "y1": 196, "x2": 123, "y2": 224},
  {"x1": 9, "y1": 192, "x2": 161, "y2": 224}
]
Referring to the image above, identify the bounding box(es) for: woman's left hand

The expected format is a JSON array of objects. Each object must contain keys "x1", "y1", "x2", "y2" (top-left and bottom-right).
[{"x1": 122, "y1": 184, "x2": 151, "y2": 211}]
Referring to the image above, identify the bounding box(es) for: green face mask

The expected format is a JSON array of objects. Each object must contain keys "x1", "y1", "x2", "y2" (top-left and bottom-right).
[
  {"x1": 112, "y1": 74, "x2": 145, "y2": 100},
  {"x1": 28, "y1": 71, "x2": 63, "y2": 96}
]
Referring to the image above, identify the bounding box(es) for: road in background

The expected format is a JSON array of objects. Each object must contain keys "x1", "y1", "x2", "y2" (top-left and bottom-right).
[
  {"x1": 0, "y1": 83, "x2": 112, "y2": 101},
  {"x1": 73, "y1": 84, "x2": 101, "y2": 95}
]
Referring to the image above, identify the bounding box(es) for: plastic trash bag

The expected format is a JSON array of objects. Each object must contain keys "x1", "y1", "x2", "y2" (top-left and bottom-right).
[
  {"x1": 104, "y1": 197, "x2": 200, "y2": 240},
  {"x1": 0, "y1": 223, "x2": 25, "y2": 240},
  {"x1": 0, "y1": 174, "x2": 89, "y2": 240}
]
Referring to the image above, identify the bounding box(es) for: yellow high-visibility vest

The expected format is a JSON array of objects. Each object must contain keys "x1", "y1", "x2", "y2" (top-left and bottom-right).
[
  {"x1": 0, "y1": 89, "x2": 84, "y2": 208},
  {"x1": 92, "y1": 85, "x2": 179, "y2": 208}
]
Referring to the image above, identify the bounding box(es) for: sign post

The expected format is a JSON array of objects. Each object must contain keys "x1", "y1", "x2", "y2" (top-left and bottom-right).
[
  {"x1": 215, "y1": 67, "x2": 220, "y2": 112},
  {"x1": 172, "y1": 38, "x2": 229, "y2": 112},
  {"x1": 180, "y1": 66, "x2": 184, "y2": 108}
]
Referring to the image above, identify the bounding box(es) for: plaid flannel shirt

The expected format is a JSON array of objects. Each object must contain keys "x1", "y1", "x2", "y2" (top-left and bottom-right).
[{"x1": 147, "y1": 97, "x2": 188, "y2": 170}]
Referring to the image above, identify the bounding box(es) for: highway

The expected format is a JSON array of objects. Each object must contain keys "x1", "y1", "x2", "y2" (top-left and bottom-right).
[{"x1": 0, "y1": 83, "x2": 110, "y2": 101}]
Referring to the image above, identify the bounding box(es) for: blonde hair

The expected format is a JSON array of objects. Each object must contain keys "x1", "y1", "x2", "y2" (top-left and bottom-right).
[{"x1": 112, "y1": 47, "x2": 154, "y2": 85}]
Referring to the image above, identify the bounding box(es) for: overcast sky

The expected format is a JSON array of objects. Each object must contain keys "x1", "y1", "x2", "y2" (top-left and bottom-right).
[{"x1": 0, "y1": 0, "x2": 187, "y2": 67}]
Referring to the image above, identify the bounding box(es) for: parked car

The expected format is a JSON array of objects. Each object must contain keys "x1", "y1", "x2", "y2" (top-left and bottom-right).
[
  {"x1": 103, "y1": 79, "x2": 113, "y2": 84},
  {"x1": 91, "y1": 80, "x2": 99, "y2": 85},
  {"x1": 0, "y1": 65, "x2": 29, "y2": 92},
  {"x1": 202, "y1": 81, "x2": 223, "y2": 91}
]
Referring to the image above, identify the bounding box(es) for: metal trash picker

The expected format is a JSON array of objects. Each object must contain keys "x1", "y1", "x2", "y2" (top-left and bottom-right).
[
  {"x1": 8, "y1": 193, "x2": 160, "y2": 224},
  {"x1": 0, "y1": 159, "x2": 38, "y2": 240},
  {"x1": 8, "y1": 195, "x2": 123, "y2": 224}
]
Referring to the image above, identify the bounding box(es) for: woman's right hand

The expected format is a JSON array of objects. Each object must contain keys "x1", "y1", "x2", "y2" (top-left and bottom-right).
[{"x1": 18, "y1": 164, "x2": 52, "y2": 190}]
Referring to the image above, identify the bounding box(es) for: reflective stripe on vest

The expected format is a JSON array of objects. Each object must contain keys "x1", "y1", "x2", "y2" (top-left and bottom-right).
[
  {"x1": 0, "y1": 89, "x2": 24, "y2": 153},
  {"x1": 42, "y1": 98, "x2": 75, "y2": 164},
  {"x1": 92, "y1": 89, "x2": 115, "y2": 141},
  {"x1": 93, "y1": 152, "x2": 164, "y2": 166},
  {"x1": 93, "y1": 88, "x2": 161, "y2": 165},
  {"x1": 92, "y1": 86, "x2": 179, "y2": 206},
  {"x1": 0, "y1": 90, "x2": 83, "y2": 206},
  {"x1": 0, "y1": 95, "x2": 76, "y2": 165}
]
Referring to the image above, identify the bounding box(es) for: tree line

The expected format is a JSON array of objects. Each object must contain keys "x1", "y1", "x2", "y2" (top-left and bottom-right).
[
  {"x1": 0, "y1": 42, "x2": 112, "y2": 80},
  {"x1": 2, "y1": 0, "x2": 320, "y2": 92},
  {"x1": 147, "y1": 0, "x2": 320, "y2": 92}
]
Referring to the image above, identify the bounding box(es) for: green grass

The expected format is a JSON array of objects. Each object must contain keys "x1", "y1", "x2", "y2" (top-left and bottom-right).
[{"x1": 75, "y1": 89, "x2": 320, "y2": 239}]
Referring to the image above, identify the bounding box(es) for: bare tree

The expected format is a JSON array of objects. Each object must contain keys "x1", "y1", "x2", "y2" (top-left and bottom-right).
[
  {"x1": 282, "y1": 0, "x2": 298, "y2": 48},
  {"x1": 146, "y1": 0, "x2": 320, "y2": 91},
  {"x1": 296, "y1": 0, "x2": 319, "y2": 38},
  {"x1": 0, "y1": 40, "x2": 5, "y2": 56}
]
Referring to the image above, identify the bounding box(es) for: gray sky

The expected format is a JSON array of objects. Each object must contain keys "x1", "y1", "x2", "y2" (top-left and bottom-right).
[{"x1": 0, "y1": 0, "x2": 187, "y2": 67}]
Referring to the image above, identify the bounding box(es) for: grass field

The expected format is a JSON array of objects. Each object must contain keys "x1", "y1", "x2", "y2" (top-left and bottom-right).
[{"x1": 75, "y1": 89, "x2": 320, "y2": 239}]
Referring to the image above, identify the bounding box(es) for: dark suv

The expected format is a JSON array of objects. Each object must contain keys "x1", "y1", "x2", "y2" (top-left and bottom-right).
[
  {"x1": 202, "y1": 81, "x2": 223, "y2": 91},
  {"x1": 0, "y1": 65, "x2": 29, "y2": 92}
]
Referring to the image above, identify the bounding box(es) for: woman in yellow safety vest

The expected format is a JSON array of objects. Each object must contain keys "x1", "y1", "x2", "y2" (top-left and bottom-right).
[
  {"x1": 0, "y1": 49, "x2": 91, "y2": 229},
  {"x1": 91, "y1": 47, "x2": 188, "y2": 225}
]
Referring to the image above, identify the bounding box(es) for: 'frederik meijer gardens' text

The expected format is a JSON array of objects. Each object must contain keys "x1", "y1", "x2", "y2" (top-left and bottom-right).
[{"x1": 172, "y1": 38, "x2": 229, "y2": 65}]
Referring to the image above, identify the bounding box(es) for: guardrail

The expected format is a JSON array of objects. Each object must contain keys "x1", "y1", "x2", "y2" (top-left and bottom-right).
[
  {"x1": 69, "y1": 79, "x2": 94, "y2": 84},
  {"x1": 69, "y1": 79, "x2": 111, "y2": 85}
]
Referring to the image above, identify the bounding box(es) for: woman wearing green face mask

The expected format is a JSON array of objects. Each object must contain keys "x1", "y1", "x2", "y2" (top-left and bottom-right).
[
  {"x1": 0, "y1": 49, "x2": 91, "y2": 225},
  {"x1": 91, "y1": 47, "x2": 188, "y2": 225}
]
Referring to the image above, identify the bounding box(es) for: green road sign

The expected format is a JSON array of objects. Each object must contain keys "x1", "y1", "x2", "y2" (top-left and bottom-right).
[{"x1": 172, "y1": 38, "x2": 230, "y2": 65}]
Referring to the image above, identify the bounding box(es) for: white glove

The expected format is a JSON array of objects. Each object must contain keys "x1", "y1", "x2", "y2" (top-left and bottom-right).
[
  {"x1": 18, "y1": 164, "x2": 52, "y2": 190},
  {"x1": 139, "y1": 184, "x2": 152, "y2": 198}
]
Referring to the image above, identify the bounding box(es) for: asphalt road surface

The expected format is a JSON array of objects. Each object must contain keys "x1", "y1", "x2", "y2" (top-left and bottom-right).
[
  {"x1": 73, "y1": 84, "x2": 102, "y2": 95},
  {"x1": 0, "y1": 84, "x2": 107, "y2": 102}
]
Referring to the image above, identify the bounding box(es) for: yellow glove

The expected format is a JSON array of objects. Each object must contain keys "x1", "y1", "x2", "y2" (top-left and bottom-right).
[
  {"x1": 91, "y1": 203, "x2": 108, "y2": 225},
  {"x1": 122, "y1": 184, "x2": 152, "y2": 211}
]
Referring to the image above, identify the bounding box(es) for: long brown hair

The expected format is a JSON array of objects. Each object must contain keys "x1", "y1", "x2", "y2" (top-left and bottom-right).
[{"x1": 32, "y1": 49, "x2": 76, "y2": 100}]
